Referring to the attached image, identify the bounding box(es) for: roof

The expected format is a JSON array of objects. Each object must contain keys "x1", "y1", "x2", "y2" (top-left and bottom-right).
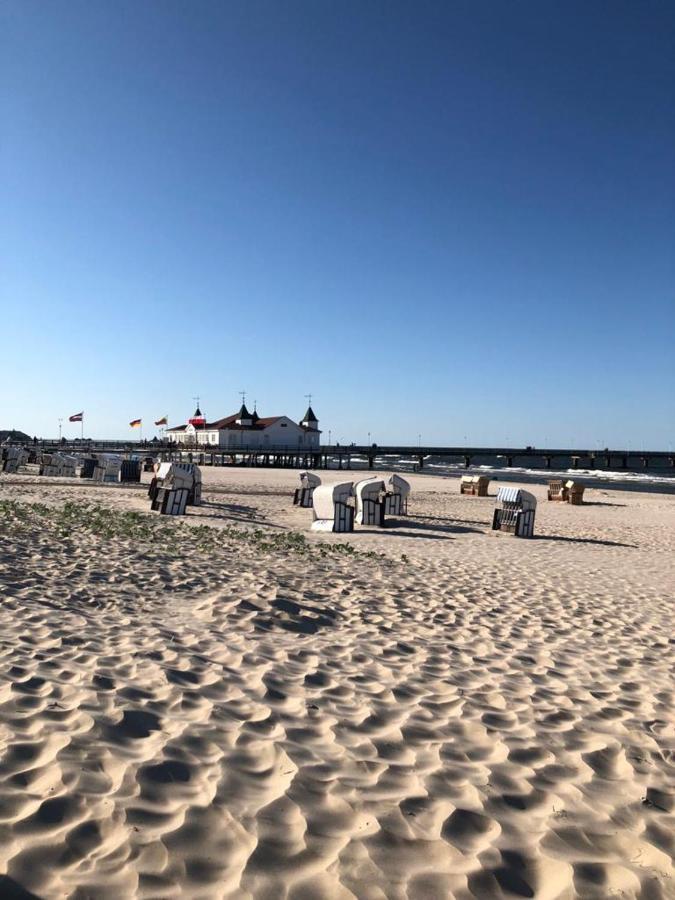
[
  {"x1": 301, "y1": 406, "x2": 318, "y2": 423},
  {"x1": 168, "y1": 412, "x2": 318, "y2": 433}
]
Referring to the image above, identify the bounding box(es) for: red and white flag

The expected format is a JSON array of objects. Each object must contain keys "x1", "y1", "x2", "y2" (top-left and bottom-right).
[{"x1": 69, "y1": 411, "x2": 83, "y2": 422}]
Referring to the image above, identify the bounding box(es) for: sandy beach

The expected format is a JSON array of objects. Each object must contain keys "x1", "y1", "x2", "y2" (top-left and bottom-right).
[{"x1": 0, "y1": 466, "x2": 673, "y2": 899}]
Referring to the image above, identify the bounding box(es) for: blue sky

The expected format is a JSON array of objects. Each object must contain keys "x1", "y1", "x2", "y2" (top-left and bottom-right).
[{"x1": 2, "y1": 0, "x2": 673, "y2": 447}]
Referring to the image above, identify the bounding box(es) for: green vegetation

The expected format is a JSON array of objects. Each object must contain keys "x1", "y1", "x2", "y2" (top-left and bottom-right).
[{"x1": 0, "y1": 500, "x2": 388, "y2": 562}]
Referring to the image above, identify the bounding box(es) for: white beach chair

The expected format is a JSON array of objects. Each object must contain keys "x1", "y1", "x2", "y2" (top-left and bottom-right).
[
  {"x1": 293, "y1": 471, "x2": 321, "y2": 508},
  {"x1": 311, "y1": 481, "x2": 355, "y2": 532},
  {"x1": 93, "y1": 455, "x2": 122, "y2": 483},
  {"x1": 2, "y1": 447, "x2": 28, "y2": 474},
  {"x1": 355, "y1": 477, "x2": 386, "y2": 526},
  {"x1": 491, "y1": 487, "x2": 537, "y2": 538},
  {"x1": 384, "y1": 474, "x2": 410, "y2": 516},
  {"x1": 149, "y1": 462, "x2": 202, "y2": 506}
]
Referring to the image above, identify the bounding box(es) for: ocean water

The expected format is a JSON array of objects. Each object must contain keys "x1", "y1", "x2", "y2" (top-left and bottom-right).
[{"x1": 326, "y1": 454, "x2": 675, "y2": 495}]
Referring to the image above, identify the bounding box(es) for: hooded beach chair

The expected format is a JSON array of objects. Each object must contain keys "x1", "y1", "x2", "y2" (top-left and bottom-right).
[
  {"x1": 311, "y1": 481, "x2": 355, "y2": 532},
  {"x1": 293, "y1": 471, "x2": 321, "y2": 508},
  {"x1": 148, "y1": 462, "x2": 202, "y2": 506},
  {"x1": 460, "y1": 475, "x2": 490, "y2": 496},
  {"x1": 492, "y1": 487, "x2": 537, "y2": 538},
  {"x1": 355, "y1": 477, "x2": 386, "y2": 526},
  {"x1": 383, "y1": 474, "x2": 410, "y2": 516},
  {"x1": 547, "y1": 480, "x2": 568, "y2": 501},
  {"x1": 92, "y1": 455, "x2": 122, "y2": 483},
  {"x1": 566, "y1": 481, "x2": 585, "y2": 505},
  {"x1": 2, "y1": 448, "x2": 28, "y2": 474}
]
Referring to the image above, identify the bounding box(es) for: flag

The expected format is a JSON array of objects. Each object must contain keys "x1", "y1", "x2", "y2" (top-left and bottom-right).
[
  {"x1": 69, "y1": 412, "x2": 83, "y2": 422},
  {"x1": 154, "y1": 415, "x2": 168, "y2": 426},
  {"x1": 129, "y1": 419, "x2": 142, "y2": 428}
]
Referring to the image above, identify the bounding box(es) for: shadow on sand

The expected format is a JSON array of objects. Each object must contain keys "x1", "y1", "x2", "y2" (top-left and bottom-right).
[{"x1": 534, "y1": 535, "x2": 636, "y2": 548}]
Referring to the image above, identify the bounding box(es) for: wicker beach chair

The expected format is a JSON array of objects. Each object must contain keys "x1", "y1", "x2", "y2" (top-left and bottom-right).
[
  {"x1": 293, "y1": 471, "x2": 321, "y2": 508},
  {"x1": 566, "y1": 481, "x2": 585, "y2": 505},
  {"x1": 383, "y1": 474, "x2": 410, "y2": 515},
  {"x1": 149, "y1": 462, "x2": 201, "y2": 506},
  {"x1": 461, "y1": 475, "x2": 491, "y2": 496},
  {"x1": 311, "y1": 482, "x2": 354, "y2": 532},
  {"x1": 355, "y1": 477, "x2": 386, "y2": 526},
  {"x1": 492, "y1": 487, "x2": 537, "y2": 538},
  {"x1": 1, "y1": 448, "x2": 28, "y2": 474},
  {"x1": 547, "y1": 479, "x2": 568, "y2": 501},
  {"x1": 93, "y1": 455, "x2": 122, "y2": 483}
]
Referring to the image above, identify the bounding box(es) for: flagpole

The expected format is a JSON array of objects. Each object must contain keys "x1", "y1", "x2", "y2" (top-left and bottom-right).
[{"x1": 81, "y1": 414, "x2": 84, "y2": 443}]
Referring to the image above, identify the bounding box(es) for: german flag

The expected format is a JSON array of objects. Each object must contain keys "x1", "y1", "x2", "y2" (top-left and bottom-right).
[
  {"x1": 154, "y1": 415, "x2": 168, "y2": 426},
  {"x1": 129, "y1": 419, "x2": 142, "y2": 428}
]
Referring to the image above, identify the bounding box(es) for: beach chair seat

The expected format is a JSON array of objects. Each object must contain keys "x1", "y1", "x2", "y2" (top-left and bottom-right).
[
  {"x1": 151, "y1": 486, "x2": 189, "y2": 516},
  {"x1": 566, "y1": 481, "x2": 585, "y2": 505},
  {"x1": 383, "y1": 474, "x2": 410, "y2": 516},
  {"x1": 143, "y1": 457, "x2": 156, "y2": 472},
  {"x1": 355, "y1": 477, "x2": 386, "y2": 526},
  {"x1": 492, "y1": 487, "x2": 537, "y2": 538},
  {"x1": 547, "y1": 479, "x2": 568, "y2": 501},
  {"x1": 311, "y1": 482, "x2": 355, "y2": 532},
  {"x1": 293, "y1": 471, "x2": 321, "y2": 508}
]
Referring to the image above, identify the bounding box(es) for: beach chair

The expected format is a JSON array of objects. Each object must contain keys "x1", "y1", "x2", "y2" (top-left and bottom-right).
[
  {"x1": 59, "y1": 455, "x2": 78, "y2": 477},
  {"x1": 80, "y1": 457, "x2": 97, "y2": 479},
  {"x1": 355, "y1": 477, "x2": 386, "y2": 526},
  {"x1": 547, "y1": 480, "x2": 568, "y2": 501},
  {"x1": 383, "y1": 474, "x2": 410, "y2": 516},
  {"x1": 293, "y1": 471, "x2": 321, "y2": 508},
  {"x1": 2, "y1": 448, "x2": 28, "y2": 474},
  {"x1": 151, "y1": 486, "x2": 189, "y2": 516},
  {"x1": 311, "y1": 482, "x2": 355, "y2": 532},
  {"x1": 460, "y1": 475, "x2": 490, "y2": 496},
  {"x1": 120, "y1": 459, "x2": 142, "y2": 483},
  {"x1": 148, "y1": 462, "x2": 201, "y2": 506},
  {"x1": 492, "y1": 487, "x2": 537, "y2": 538},
  {"x1": 566, "y1": 481, "x2": 585, "y2": 505},
  {"x1": 93, "y1": 455, "x2": 122, "y2": 483}
]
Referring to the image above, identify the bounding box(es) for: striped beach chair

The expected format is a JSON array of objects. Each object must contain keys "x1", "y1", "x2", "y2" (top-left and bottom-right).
[{"x1": 492, "y1": 487, "x2": 537, "y2": 538}]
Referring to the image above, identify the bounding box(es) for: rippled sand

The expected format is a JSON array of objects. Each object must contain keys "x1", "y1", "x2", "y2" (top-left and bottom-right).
[{"x1": 0, "y1": 468, "x2": 673, "y2": 898}]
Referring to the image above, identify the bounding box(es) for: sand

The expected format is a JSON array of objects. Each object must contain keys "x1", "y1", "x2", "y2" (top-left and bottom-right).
[{"x1": 0, "y1": 466, "x2": 673, "y2": 899}]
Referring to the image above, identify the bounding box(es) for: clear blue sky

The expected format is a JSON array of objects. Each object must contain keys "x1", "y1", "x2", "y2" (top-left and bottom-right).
[{"x1": 2, "y1": 0, "x2": 673, "y2": 447}]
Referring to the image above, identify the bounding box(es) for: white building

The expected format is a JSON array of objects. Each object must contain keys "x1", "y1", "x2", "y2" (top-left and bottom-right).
[{"x1": 166, "y1": 404, "x2": 321, "y2": 450}]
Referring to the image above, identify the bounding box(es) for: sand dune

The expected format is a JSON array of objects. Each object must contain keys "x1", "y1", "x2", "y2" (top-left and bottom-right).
[{"x1": 0, "y1": 469, "x2": 673, "y2": 898}]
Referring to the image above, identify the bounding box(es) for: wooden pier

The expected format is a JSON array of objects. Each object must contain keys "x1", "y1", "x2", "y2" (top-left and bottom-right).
[{"x1": 28, "y1": 440, "x2": 675, "y2": 474}]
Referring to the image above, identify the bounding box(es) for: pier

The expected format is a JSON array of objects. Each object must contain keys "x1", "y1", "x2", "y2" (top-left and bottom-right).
[{"x1": 26, "y1": 440, "x2": 675, "y2": 474}]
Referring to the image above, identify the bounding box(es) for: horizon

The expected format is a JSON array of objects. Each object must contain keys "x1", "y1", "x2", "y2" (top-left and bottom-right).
[{"x1": 2, "y1": 1, "x2": 674, "y2": 446}]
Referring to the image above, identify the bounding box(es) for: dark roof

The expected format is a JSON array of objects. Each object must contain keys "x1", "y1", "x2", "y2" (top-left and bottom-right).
[
  {"x1": 168, "y1": 413, "x2": 314, "y2": 433},
  {"x1": 193, "y1": 406, "x2": 203, "y2": 418},
  {"x1": 301, "y1": 406, "x2": 318, "y2": 423},
  {"x1": 237, "y1": 403, "x2": 251, "y2": 420}
]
